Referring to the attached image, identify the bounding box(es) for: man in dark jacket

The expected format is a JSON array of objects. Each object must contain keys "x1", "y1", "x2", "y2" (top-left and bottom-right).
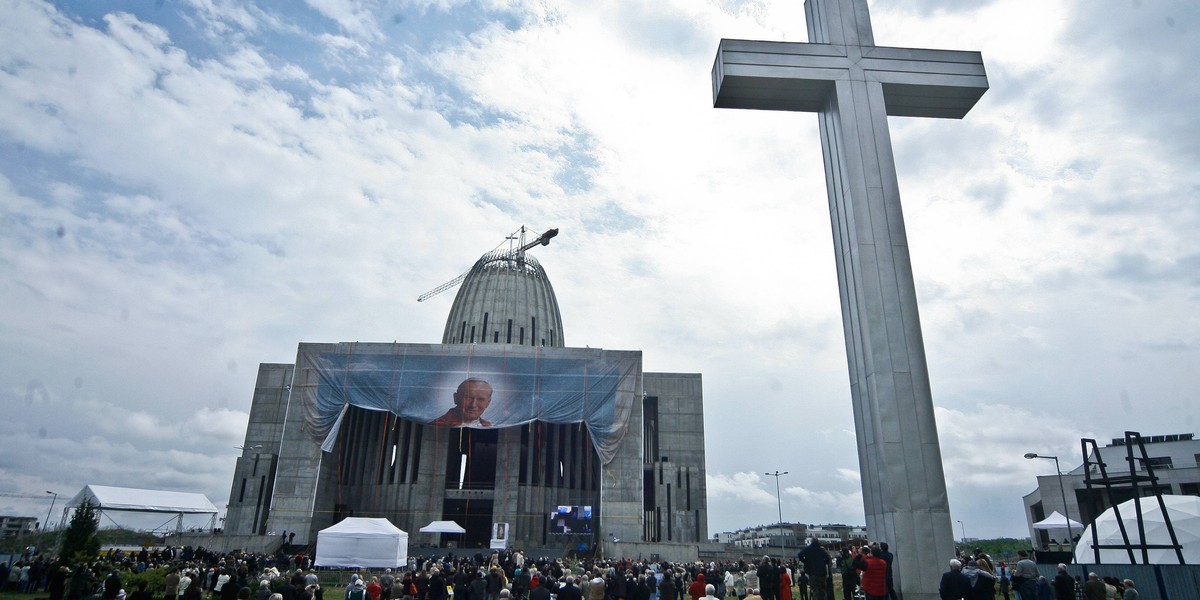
[
  {"x1": 560, "y1": 577, "x2": 585, "y2": 600},
  {"x1": 797, "y1": 541, "x2": 829, "y2": 600},
  {"x1": 103, "y1": 570, "x2": 123, "y2": 600},
  {"x1": 939, "y1": 561, "x2": 971, "y2": 600},
  {"x1": 1051, "y1": 565, "x2": 1074, "y2": 600},
  {"x1": 757, "y1": 559, "x2": 777, "y2": 600},
  {"x1": 529, "y1": 579, "x2": 553, "y2": 600}
]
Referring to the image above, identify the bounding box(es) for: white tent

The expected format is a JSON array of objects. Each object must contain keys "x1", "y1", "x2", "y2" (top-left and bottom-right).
[
  {"x1": 64, "y1": 484, "x2": 218, "y2": 532},
  {"x1": 419, "y1": 520, "x2": 466, "y2": 534},
  {"x1": 315, "y1": 518, "x2": 408, "y2": 568},
  {"x1": 66, "y1": 485, "x2": 218, "y2": 513},
  {"x1": 1032, "y1": 511, "x2": 1084, "y2": 530},
  {"x1": 1074, "y1": 494, "x2": 1200, "y2": 564}
]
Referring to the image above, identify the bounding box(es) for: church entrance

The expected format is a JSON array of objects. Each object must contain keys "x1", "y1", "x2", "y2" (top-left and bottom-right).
[{"x1": 441, "y1": 498, "x2": 493, "y2": 549}]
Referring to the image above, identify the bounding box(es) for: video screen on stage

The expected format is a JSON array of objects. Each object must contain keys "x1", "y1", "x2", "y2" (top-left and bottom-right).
[
  {"x1": 548, "y1": 505, "x2": 592, "y2": 535},
  {"x1": 297, "y1": 342, "x2": 642, "y2": 463}
]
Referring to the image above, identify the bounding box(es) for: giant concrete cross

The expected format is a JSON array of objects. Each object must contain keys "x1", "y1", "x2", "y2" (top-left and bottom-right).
[{"x1": 711, "y1": 0, "x2": 987, "y2": 597}]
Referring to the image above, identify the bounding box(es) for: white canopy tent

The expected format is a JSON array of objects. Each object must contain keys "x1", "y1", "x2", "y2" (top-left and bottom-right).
[
  {"x1": 418, "y1": 520, "x2": 465, "y2": 534},
  {"x1": 1074, "y1": 495, "x2": 1200, "y2": 564},
  {"x1": 1032, "y1": 511, "x2": 1084, "y2": 530},
  {"x1": 315, "y1": 518, "x2": 408, "y2": 568},
  {"x1": 64, "y1": 485, "x2": 218, "y2": 533}
]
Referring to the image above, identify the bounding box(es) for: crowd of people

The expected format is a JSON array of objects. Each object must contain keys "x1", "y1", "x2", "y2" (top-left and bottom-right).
[
  {"x1": 0, "y1": 539, "x2": 1145, "y2": 600},
  {"x1": 938, "y1": 549, "x2": 1140, "y2": 600}
]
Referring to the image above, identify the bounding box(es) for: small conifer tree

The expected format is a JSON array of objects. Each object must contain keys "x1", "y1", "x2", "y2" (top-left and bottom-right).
[{"x1": 58, "y1": 498, "x2": 101, "y2": 563}]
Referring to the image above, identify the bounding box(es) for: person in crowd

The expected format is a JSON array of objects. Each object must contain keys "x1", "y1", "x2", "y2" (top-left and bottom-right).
[
  {"x1": 255, "y1": 581, "x2": 273, "y2": 600},
  {"x1": 1081, "y1": 574, "x2": 1104, "y2": 600},
  {"x1": 1101, "y1": 578, "x2": 1119, "y2": 600},
  {"x1": 654, "y1": 573, "x2": 670, "y2": 600},
  {"x1": 380, "y1": 572, "x2": 394, "y2": 600},
  {"x1": 877, "y1": 543, "x2": 897, "y2": 600},
  {"x1": 796, "y1": 540, "x2": 829, "y2": 600},
  {"x1": 939, "y1": 560, "x2": 971, "y2": 600},
  {"x1": 426, "y1": 569, "x2": 447, "y2": 600},
  {"x1": 995, "y1": 564, "x2": 1010, "y2": 600},
  {"x1": 972, "y1": 550, "x2": 994, "y2": 577},
  {"x1": 962, "y1": 560, "x2": 995, "y2": 600},
  {"x1": 1119, "y1": 581, "x2": 1136, "y2": 600},
  {"x1": 182, "y1": 579, "x2": 203, "y2": 600},
  {"x1": 758, "y1": 559, "x2": 777, "y2": 600},
  {"x1": 1011, "y1": 552, "x2": 1038, "y2": 600},
  {"x1": 559, "y1": 577, "x2": 584, "y2": 600},
  {"x1": 852, "y1": 546, "x2": 888, "y2": 600},
  {"x1": 347, "y1": 578, "x2": 368, "y2": 600},
  {"x1": 838, "y1": 548, "x2": 858, "y2": 600},
  {"x1": 129, "y1": 580, "x2": 154, "y2": 600},
  {"x1": 1050, "y1": 565, "x2": 1073, "y2": 600},
  {"x1": 688, "y1": 573, "x2": 707, "y2": 600},
  {"x1": 222, "y1": 570, "x2": 242, "y2": 600},
  {"x1": 1036, "y1": 577, "x2": 1052, "y2": 600},
  {"x1": 743, "y1": 567, "x2": 758, "y2": 599},
  {"x1": 48, "y1": 565, "x2": 70, "y2": 600},
  {"x1": 468, "y1": 570, "x2": 488, "y2": 600},
  {"x1": 529, "y1": 578, "x2": 552, "y2": 600}
]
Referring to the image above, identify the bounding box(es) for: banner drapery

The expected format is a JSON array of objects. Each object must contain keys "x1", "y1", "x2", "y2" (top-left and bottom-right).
[{"x1": 296, "y1": 342, "x2": 641, "y2": 464}]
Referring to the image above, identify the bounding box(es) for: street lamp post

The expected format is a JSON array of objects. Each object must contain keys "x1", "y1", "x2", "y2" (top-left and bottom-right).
[
  {"x1": 957, "y1": 520, "x2": 966, "y2": 545},
  {"x1": 765, "y1": 470, "x2": 788, "y2": 549},
  {"x1": 45, "y1": 491, "x2": 58, "y2": 532},
  {"x1": 1025, "y1": 452, "x2": 1075, "y2": 548}
]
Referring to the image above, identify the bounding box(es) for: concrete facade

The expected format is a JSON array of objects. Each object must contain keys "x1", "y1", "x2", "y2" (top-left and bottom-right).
[
  {"x1": 224, "y1": 363, "x2": 292, "y2": 536},
  {"x1": 225, "y1": 242, "x2": 707, "y2": 555}
]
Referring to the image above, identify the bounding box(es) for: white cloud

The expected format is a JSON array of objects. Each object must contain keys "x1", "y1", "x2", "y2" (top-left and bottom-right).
[{"x1": 0, "y1": 0, "x2": 1198, "y2": 543}]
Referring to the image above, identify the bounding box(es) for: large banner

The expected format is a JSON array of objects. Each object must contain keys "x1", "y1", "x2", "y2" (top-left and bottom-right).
[{"x1": 296, "y1": 342, "x2": 641, "y2": 464}]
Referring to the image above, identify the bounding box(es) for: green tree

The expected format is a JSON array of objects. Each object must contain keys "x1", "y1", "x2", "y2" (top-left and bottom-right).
[{"x1": 58, "y1": 499, "x2": 101, "y2": 564}]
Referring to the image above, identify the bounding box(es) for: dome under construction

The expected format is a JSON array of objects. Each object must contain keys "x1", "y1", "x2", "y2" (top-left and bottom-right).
[{"x1": 440, "y1": 228, "x2": 564, "y2": 347}]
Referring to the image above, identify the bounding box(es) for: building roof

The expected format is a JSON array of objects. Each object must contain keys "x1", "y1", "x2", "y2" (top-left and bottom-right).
[
  {"x1": 65, "y1": 484, "x2": 218, "y2": 514},
  {"x1": 442, "y1": 249, "x2": 565, "y2": 347}
]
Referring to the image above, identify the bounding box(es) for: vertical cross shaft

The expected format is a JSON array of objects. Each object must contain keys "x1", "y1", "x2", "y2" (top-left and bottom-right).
[{"x1": 712, "y1": 1, "x2": 988, "y2": 598}]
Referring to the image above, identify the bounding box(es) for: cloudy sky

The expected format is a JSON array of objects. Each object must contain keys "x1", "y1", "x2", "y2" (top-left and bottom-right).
[{"x1": 2, "y1": 0, "x2": 1198, "y2": 541}]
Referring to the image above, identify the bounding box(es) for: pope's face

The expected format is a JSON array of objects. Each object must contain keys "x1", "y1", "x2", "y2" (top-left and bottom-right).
[{"x1": 455, "y1": 381, "x2": 493, "y2": 421}]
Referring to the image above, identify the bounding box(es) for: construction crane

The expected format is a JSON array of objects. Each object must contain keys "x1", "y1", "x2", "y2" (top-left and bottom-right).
[
  {"x1": 0, "y1": 492, "x2": 54, "y2": 499},
  {"x1": 417, "y1": 226, "x2": 559, "y2": 302}
]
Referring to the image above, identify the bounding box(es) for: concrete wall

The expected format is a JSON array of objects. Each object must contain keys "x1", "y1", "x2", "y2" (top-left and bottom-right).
[
  {"x1": 599, "y1": 370, "x2": 645, "y2": 547},
  {"x1": 601, "y1": 541, "x2": 699, "y2": 563},
  {"x1": 225, "y1": 364, "x2": 293, "y2": 536},
  {"x1": 643, "y1": 372, "x2": 707, "y2": 544},
  {"x1": 264, "y1": 345, "x2": 334, "y2": 545},
  {"x1": 174, "y1": 532, "x2": 282, "y2": 555}
]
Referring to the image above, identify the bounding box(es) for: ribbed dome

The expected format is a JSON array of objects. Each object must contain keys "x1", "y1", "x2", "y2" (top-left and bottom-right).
[{"x1": 441, "y1": 250, "x2": 565, "y2": 347}]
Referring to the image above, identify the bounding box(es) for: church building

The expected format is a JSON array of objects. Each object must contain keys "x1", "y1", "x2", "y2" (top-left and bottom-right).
[{"x1": 222, "y1": 230, "x2": 708, "y2": 557}]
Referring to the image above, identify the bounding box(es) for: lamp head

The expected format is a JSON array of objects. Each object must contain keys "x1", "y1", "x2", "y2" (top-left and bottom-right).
[{"x1": 1023, "y1": 453, "x2": 1039, "y2": 459}]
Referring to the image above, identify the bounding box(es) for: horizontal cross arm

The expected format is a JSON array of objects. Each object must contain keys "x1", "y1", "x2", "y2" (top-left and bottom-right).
[
  {"x1": 713, "y1": 38, "x2": 847, "y2": 112},
  {"x1": 862, "y1": 46, "x2": 988, "y2": 118},
  {"x1": 711, "y1": 38, "x2": 989, "y2": 118}
]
